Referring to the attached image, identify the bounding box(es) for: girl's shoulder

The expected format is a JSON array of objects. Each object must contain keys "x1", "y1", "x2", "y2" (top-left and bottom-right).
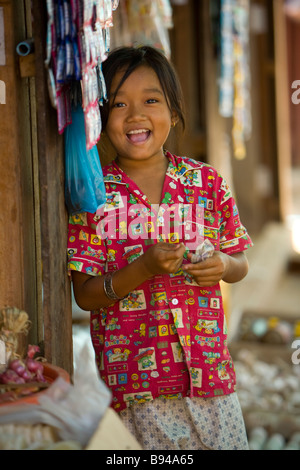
[
  {"x1": 168, "y1": 152, "x2": 222, "y2": 179},
  {"x1": 102, "y1": 160, "x2": 118, "y2": 175}
]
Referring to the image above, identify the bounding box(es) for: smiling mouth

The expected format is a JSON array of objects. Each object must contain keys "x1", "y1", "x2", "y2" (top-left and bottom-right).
[{"x1": 126, "y1": 129, "x2": 151, "y2": 143}]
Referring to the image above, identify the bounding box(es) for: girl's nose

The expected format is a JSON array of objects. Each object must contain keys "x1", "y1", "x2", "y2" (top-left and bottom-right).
[{"x1": 126, "y1": 103, "x2": 146, "y2": 121}]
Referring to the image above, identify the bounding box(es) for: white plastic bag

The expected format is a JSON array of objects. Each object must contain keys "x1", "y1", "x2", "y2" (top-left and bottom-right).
[{"x1": 0, "y1": 343, "x2": 111, "y2": 447}]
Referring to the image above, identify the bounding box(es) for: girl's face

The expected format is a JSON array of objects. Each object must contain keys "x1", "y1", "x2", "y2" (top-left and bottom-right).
[{"x1": 105, "y1": 65, "x2": 176, "y2": 166}]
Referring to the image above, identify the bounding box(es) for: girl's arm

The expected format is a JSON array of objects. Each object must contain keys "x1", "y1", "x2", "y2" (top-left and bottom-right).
[
  {"x1": 72, "y1": 242, "x2": 186, "y2": 311},
  {"x1": 184, "y1": 251, "x2": 249, "y2": 287}
]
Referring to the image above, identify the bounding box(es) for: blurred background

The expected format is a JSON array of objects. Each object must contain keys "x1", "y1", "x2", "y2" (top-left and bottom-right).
[{"x1": 0, "y1": 0, "x2": 300, "y2": 450}]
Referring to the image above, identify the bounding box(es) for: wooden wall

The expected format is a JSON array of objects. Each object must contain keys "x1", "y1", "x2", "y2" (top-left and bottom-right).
[
  {"x1": 0, "y1": 0, "x2": 41, "y2": 350},
  {"x1": 0, "y1": 0, "x2": 73, "y2": 372}
]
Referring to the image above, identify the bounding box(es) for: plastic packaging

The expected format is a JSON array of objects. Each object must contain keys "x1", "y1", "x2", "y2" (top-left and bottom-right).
[
  {"x1": 64, "y1": 105, "x2": 106, "y2": 214},
  {"x1": 0, "y1": 343, "x2": 111, "y2": 448},
  {"x1": 190, "y1": 239, "x2": 215, "y2": 263}
]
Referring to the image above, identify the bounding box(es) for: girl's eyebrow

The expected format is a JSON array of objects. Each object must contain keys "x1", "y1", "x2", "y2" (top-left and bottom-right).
[
  {"x1": 111, "y1": 87, "x2": 164, "y2": 97},
  {"x1": 142, "y1": 87, "x2": 164, "y2": 95}
]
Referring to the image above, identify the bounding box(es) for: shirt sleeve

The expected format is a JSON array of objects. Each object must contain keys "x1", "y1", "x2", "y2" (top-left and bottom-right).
[
  {"x1": 67, "y1": 212, "x2": 107, "y2": 276},
  {"x1": 217, "y1": 176, "x2": 253, "y2": 255}
]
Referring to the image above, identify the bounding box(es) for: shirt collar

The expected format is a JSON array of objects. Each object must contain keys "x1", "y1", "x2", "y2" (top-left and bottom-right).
[
  {"x1": 103, "y1": 151, "x2": 203, "y2": 185},
  {"x1": 165, "y1": 151, "x2": 203, "y2": 180}
]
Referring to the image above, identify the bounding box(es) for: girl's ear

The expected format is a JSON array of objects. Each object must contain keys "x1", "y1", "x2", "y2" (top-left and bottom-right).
[
  {"x1": 171, "y1": 111, "x2": 179, "y2": 128},
  {"x1": 171, "y1": 119, "x2": 179, "y2": 128}
]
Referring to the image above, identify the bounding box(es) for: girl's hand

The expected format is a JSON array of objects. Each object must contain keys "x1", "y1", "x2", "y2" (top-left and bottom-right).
[
  {"x1": 142, "y1": 242, "x2": 186, "y2": 277},
  {"x1": 71, "y1": 242, "x2": 186, "y2": 311},
  {"x1": 184, "y1": 251, "x2": 248, "y2": 286}
]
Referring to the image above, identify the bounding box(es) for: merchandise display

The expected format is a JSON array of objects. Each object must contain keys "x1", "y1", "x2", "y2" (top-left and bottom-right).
[
  {"x1": 0, "y1": 308, "x2": 61, "y2": 405},
  {"x1": 236, "y1": 313, "x2": 299, "y2": 346},
  {"x1": 230, "y1": 311, "x2": 300, "y2": 450},
  {"x1": 285, "y1": 0, "x2": 300, "y2": 21},
  {"x1": 110, "y1": 0, "x2": 173, "y2": 57},
  {"x1": 218, "y1": 0, "x2": 251, "y2": 159},
  {"x1": 248, "y1": 427, "x2": 300, "y2": 451},
  {"x1": 45, "y1": 0, "x2": 119, "y2": 148},
  {"x1": 234, "y1": 348, "x2": 300, "y2": 415},
  {"x1": 234, "y1": 347, "x2": 300, "y2": 449},
  {"x1": 0, "y1": 339, "x2": 114, "y2": 450}
]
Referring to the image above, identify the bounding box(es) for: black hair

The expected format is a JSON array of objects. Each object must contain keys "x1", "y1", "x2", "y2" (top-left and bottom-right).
[{"x1": 100, "y1": 45, "x2": 185, "y2": 131}]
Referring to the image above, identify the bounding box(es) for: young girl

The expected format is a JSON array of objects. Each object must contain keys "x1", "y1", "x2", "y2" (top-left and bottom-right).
[{"x1": 68, "y1": 46, "x2": 252, "y2": 450}]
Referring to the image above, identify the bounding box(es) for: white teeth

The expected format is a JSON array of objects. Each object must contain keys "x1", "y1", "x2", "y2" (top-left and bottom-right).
[{"x1": 127, "y1": 129, "x2": 149, "y2": 134}]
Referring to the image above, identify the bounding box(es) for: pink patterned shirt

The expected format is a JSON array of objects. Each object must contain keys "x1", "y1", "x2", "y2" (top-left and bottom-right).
[{"x1": 67, "y1": 152, "x2": 252, "y2": 412}]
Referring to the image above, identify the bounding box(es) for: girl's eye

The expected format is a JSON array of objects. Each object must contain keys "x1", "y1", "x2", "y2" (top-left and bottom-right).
[
  {"x1": 146, "y1": 99, "x2": 158, "y2": 104},
  {"x1": 112, "y1": 102, "x2": 126, "y2": 108}
]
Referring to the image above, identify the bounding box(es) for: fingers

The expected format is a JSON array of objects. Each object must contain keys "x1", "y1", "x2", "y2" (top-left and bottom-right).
[
  {"x1": 184, "y1": 252, "x2": 226, "y2": 286},
  {"x1": 143, "y1": 242, "x2": 186, "y2": 276},
  {"x1": 184, "y1": 267, "x2": 223, "y2": 286},
  {"x1": 185, "y1": 251, "x2": 225, "y2": 269},
  {"x1": 158, "y1": 241, "x2": 185, "y2": 251},
  {"x1": 184, "y1": 256, "x2": 214, "y2": 271},
  {"x1": 155, "y1": 242, "x2": 185, "y2": 261}
]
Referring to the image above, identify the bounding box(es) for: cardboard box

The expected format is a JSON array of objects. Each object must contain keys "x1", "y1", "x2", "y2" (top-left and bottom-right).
[{"x1": 86, "y1": 408, "x2": 142, "y2": 450}]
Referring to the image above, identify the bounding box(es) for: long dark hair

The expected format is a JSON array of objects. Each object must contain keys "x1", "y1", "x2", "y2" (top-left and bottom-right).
[{"x1": 100, "y1": 45, "x2": 185, "y2": 131}]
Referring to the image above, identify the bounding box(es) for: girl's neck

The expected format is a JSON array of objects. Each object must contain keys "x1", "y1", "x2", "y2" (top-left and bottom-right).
[
  {"x1": 115, "y1": 152, "x2": 169, "y2": 205},
  {"x1": 115, "y1": 152, "x2": 168, "y2": 178}
]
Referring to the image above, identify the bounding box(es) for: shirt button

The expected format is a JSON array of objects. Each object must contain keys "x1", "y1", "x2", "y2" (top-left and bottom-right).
[{"x1": 171, "y1": 298, "x2": 179, "y2": 305}]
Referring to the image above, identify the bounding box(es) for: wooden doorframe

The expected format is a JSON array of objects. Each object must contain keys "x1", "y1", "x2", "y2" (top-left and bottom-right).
[{"x1": 32, "y1": 1, "x2": 73, "y2": 372}]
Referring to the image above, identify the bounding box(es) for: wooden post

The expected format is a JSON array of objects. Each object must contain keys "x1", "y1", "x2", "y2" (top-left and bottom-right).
[
  {"x1": 202, "y1": 0, "x2": 233, "y2": 180},
  {"x1": 32, "y1": 1, "x2": 73, "y2": 372},
  {"x1": 273, "y1": 0, "x2": 293, "y2": 220}
]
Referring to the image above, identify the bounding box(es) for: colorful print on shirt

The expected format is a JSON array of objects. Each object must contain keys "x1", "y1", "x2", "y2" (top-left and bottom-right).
[{"x1": 67, "y1": 152, "x2": 253, "y2": 412}]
